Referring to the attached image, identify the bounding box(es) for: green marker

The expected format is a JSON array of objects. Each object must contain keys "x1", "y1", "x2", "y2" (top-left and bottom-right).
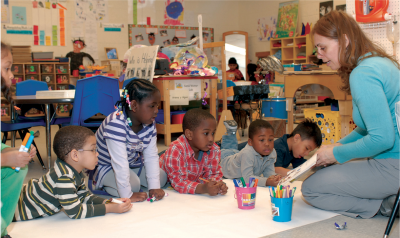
[{"x1": 240, "y1": 177, "x2": 247, "y2": 188}]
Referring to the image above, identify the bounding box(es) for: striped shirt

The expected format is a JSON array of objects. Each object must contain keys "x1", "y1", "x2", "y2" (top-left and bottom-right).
[
  {"x1": 94, "y1": 111, "x2": 159, "y2": 198},
  {"x1": 15, "y1": 159, "x2": 106, "y2": 221}
]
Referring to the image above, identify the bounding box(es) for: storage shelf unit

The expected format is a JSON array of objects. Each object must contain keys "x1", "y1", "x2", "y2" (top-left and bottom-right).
[
  {"x1": 270, "y1": 35, "x2": 313, "y2": 65},
  {"x1": 1, "y1": 62, "x2": 72, "y2": 120}
]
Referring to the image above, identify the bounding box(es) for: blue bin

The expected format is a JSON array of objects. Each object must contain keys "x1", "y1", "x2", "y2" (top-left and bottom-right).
[
  {"x1": 262, "y1": 97, "x2": 287, "y2": 119},
  {"x1": 155, "y1": 110, "x2": 186, "y2": 124}
]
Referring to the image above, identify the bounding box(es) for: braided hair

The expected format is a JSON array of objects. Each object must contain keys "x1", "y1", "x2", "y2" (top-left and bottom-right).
[
  {"x1": 117, "y1": 78, "x2": 160, "y2": 112},
  {"x1": 1, "y1": 42, "x2": 12, "y2": 102}
]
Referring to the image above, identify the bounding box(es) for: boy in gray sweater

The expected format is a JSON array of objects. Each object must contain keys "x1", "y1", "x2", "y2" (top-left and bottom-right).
[{"x1": 220, "y1": 120, "x2": 281, "y2": 187}]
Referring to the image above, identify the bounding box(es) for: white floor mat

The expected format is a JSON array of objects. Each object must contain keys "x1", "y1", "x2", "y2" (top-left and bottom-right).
[{"x1": 8, "y1": 180, "x2": 339, "y2": 238}]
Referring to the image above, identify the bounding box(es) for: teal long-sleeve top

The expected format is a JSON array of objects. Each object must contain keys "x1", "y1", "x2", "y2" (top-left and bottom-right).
[{"x1": 333, "y1": 56, "x2": 400, "y2": 163}]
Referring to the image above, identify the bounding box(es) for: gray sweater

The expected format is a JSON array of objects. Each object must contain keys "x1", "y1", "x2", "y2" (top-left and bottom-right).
[{"x1": 220, "y1": 144, "x2": 277, "y2": 187}]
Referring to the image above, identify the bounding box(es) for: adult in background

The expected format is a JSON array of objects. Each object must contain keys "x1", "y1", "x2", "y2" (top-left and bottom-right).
[{"x1": 301, "y1": 10, "x2": 399, "y2": 218}]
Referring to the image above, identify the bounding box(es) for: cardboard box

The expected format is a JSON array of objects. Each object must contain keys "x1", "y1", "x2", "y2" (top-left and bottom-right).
[{"x1": 217, "y1": 86, "x2": 234, "y2": 99}]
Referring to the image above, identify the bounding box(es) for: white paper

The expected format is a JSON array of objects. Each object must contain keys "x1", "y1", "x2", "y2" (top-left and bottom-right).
[
  {"x1": 145, "y1": 27, "x2": 158, "y2": 34},
  {"x1": 170, "y1": 89, "x2": 189, "y2": 105},
  {"x1": 278, "y1": 154, "x2": 317, "y2": 186},
  {"x1": 174, "y1": 80, "x2": 201, "y2": 101},
  {"x1": 125, "y1": 45, "x2": 159, "y2": 82},
  {"x1": 8, "y1": 180, "x2": 339, "y2": 238},
  {"x1": 175, "y1": 29, "x2": 186, "y2": 38},
  {"x1": 71, "y1": 20, "x2": 84, "y2": 37}
]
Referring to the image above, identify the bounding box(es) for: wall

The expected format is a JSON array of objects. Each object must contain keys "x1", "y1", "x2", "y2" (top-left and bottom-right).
[
  {"x1": 1, "y1": 0, "x2": 240, "y2": 64},
  {"x1": 237, "y1": 0, "x2": 346, "y2": 63}
]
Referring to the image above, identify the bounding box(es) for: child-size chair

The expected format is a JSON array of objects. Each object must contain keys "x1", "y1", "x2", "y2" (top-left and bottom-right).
[{"x1": 70, "y1": 75, "x2": 120, "y2": 128}]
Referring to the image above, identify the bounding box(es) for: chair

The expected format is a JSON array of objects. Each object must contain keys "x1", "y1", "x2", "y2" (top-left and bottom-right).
[
  {"x1": 122, "y1": 77, "x2": 137, "y2": 88},
  {"x1": 15, "y1": 80, "x2": 71, "y2": 127},
  {"x1": 70, "y1": 75, "x2": 120, "y2": 128},
  {"x1": 1, "y1": 120, "x2": 46, "y2": 169}
]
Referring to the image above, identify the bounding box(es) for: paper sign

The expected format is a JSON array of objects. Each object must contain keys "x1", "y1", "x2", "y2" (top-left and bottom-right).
[
  {"x1": 175, "y1": 29, "x2": 186, "y2": 38},
  {"x1": 146, "y1": 27, "x2": 158, "y2": 34},
  {"x1": 174, "y1": 80, "x2": 201, "y2": 100},
  {"x1": 125, "y1": 45, "x2": 159, "y2": 82},
  {"x1": 5, "y1": 24, "x2": 32, "y2": 34},
  {"x1": 170, "y1": 89, "x2": 189, "y2": 105},
  {"x1": 12, "y1": 6, "x2": 27, "y2": 25}
]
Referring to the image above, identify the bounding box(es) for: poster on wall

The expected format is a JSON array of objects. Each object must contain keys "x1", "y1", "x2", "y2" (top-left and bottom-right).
[
  {"x1": 164, "y1": 0, "x2": 184, "y2": 26},
  {"x1": 1, "y1": 0, "x2": 10, "y2": 23},
  {"x1": 320, "y1": 1, "x2": 333, "y2": 19},
  {"x1": 257, "y1": 17, "x2": 277, "y2": 42},
  {"x1": 336, "y1": 4, "x2": 346, "y2": 12},
  {"x1": 125, "y1": 45, "x2": 159, "y2": 82},
  {"x1": 12, "y1": 6, "x2": 27, "y2": 25},
  {"x1": 31, "y1": 2, "x2": 66, "y2": 46},
  {"x1": 75, "y1": 0, "x2": 108, "y2": 22},
  {"x1": 275, "y1": 0, "x2": 298, "y2": 38}
]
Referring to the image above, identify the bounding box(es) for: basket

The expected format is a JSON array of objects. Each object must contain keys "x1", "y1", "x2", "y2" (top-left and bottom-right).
[{"x1": 304, "y1": 107, "x2": 356, "y2": 145}]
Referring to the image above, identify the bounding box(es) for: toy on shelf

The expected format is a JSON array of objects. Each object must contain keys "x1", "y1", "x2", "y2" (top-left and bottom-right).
[
  {"x1": 56, "y1": 75, "x2": 69, "y2": 84},
  {"x1": 41, "y1": 75, "x2": 53, "y2": 83},
  {"x1": 355, "y1": 0, "x2": 391, "y2": 23},
  {"x1": 28, "y1": 75, "x2": 39, "y2": 81},
  {"x1": 12, "y1": 65, "x2": 22, "y2": 74},
  {"x1": 169, "y1": 47, "x2": 216, "y2": 76},
  {"x1": 56, "y1": 65, "x2": 68, "y2": 74},
  {"x1": 66, "y1": 38, "x2": 95, "y2": 75},
  {"x1": 25, "y1": 65, "x2": 38, "y2": 74},
  {"x1": 41, "y1": 64, "x2": 53, "y2": 73},
  {"x1": 12, "y1": 77, "x2": 23, "y2": 84}
]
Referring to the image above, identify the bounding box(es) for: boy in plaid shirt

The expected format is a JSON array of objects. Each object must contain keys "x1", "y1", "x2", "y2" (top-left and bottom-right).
[{"x1": 160, "y1": 109, "x2": 228, "y2": 195}]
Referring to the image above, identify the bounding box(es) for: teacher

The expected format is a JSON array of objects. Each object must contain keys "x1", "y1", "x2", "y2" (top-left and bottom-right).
[{"x1": 301, "y1": 11, "x2": 399, "y2": 218}]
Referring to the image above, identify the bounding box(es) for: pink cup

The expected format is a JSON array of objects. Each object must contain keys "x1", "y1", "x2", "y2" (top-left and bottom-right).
[{"x1": 234, "y1": 183, "x2": 257, "y2": 210}]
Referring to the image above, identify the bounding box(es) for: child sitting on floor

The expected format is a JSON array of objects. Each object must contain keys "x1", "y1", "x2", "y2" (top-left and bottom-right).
[
  {"x1": 160, "y1": 109, "x2": 228, "y2": 196},
  {"x1": 14, "y1": 126, "x2": 132, "y2": 221},
  {"x1": 1, "y1": 41, "x2": 36, "y2": 237},
  {"x1": 274, "y1": 119, "x2": 322, "y2": 176},
  {"x1": 220, "y1": 120, "x2": 281, "y2": 187}
]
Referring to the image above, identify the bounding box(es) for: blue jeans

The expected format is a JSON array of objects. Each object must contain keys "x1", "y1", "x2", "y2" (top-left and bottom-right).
[{"x1": 220, "y1": 134, "x2": 248, "y2": 160}]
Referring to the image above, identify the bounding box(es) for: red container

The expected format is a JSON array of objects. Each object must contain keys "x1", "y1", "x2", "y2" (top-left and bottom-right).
[{"x1": 171, "y1": 112, "x2": 185, "y2": 124}]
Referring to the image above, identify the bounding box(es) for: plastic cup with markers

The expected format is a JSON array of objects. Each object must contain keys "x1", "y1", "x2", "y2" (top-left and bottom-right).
[
  {"x1": 233, "y1": 177, "x2": 258, "y2": 210},
  {"x1": 270, "y1": 185, "x2": 296, "y2": 222}
]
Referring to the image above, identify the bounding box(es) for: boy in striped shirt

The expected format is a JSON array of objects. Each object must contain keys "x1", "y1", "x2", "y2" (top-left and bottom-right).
[{"x1": 14, "y1": 126, "x2": 132, "y2": 221}]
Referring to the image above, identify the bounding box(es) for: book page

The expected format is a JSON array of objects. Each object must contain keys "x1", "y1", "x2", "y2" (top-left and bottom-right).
[{"x1": 278, "y1": 153, "x2": 317, "y2": 186}]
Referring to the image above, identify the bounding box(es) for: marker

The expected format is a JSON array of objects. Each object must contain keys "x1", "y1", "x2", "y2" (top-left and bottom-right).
[
  {"x1": 253, "y1": 179, "x2": 258, "y2": 187},
  {"x1": 13, "y1": 131, "x2": 34, "y2": 172},
  {"x1": 240, "y1": 177, "x2": 247, "y2": 188},
  {"x1": 233, "y1": 179, "x2": 240, "y2": 187},
  {"x1": 249, "y1": 178, "x2": 255, "y2": 187},
  {"x1": 236, "y1": 179, "x2": 243, "y2": 188},
  {"x1": 199, "y1": 177, "x2": 208, "y2": 183},
  {"x1": 292, "y1": 187, "x2": 297, "y2": 197},
  {"x1": 149, "y1": 196, "x2": 156, "y2": 203}
]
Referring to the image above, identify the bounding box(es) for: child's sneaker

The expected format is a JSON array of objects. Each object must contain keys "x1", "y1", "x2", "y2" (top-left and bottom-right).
[{"x1": 224, "y1": 120, "x2": 238, "y2": 135}]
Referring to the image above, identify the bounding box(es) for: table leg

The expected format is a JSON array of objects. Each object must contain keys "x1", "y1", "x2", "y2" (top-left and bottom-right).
[
  {"x1": 45, "y1": 104, "x2": 52, "y2": 170},
  {"x1": 164, "y1": 81, "x2": 171, "y2": 146},
  {"x1": 210, "y1": 79, "x2": 217, "y2": 119},
  {"x1": 286, "y1": 98, "x2": 294, "y2": 133}
]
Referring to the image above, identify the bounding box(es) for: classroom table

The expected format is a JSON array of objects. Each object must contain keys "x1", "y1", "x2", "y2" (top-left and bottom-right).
[
  {"x1": 152, "y1": 76, "x2": 218, "y2": 146},
  {"x1": 283, "y1": 71, "x2": 353, "y2": 139},
  {"x1": 11, "y1": 95, "x2": 74, "y2": 170}
]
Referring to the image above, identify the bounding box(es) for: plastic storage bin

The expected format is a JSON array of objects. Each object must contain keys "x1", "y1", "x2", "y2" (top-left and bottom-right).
[
  {"x1": 304, "y1": 107, "x2": 357, "y2": 145},
  {"x1": 262, "y1": 97, "x2": 287, "y2": 119}
]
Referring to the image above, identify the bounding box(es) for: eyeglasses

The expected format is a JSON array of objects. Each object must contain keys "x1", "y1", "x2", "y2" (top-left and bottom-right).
[{"x1": 65, "y1": 148, "x2": 97, "y2": 156}]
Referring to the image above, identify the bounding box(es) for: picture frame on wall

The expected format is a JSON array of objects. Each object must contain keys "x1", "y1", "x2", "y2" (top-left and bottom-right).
[{"x1": 105, "y1": 47, "x2": 118, "y2": 60}]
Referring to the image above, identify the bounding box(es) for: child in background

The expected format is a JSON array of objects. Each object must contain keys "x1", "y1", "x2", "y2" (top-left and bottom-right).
[
  {"x1": 0, "y1": 41, "x2": 37, "y2": 237},
  {"x1": 94, "y1": 79, "x2": 167, "y2": 203},
  {"x1": 274, "y1": 119, "x2": 322, "y2": 176},
  {"x1": 14, "y1": 126, "x2": 132, "y2": 221},
  {"x1": 160, "y1": 109, "x2": 228, "y2": 196},
  {"x1": 220, "y1": 120, "x2": 281, "y2": 187},
  {"x1": 227, "y1": 57, "x2": 244, "y2": 81}
]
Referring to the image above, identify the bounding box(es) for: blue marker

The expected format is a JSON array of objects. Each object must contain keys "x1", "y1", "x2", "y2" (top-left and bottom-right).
[
  {"x1": 15, "y1": 131, "x2": 34, "y2": 172},
  {"x1": 233, "y1": 179, "x2": 240, "y2": 187}
]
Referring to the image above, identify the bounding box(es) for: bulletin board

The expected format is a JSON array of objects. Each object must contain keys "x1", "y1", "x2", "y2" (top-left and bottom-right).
[{"x1": 128, "y1": 24, "x2": 214, "y2": 47}]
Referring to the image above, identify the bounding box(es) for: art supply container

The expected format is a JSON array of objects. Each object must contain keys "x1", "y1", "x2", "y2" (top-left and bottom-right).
[
  {"x1": 270, "y1": 196, "x2": 293, "y2": 222},
  {"x1": 234, "y1": 184, "x2": 257, "y2": 210},
  {"x1": 294, "y1": 64, "x2": 302, "y2": 71}
]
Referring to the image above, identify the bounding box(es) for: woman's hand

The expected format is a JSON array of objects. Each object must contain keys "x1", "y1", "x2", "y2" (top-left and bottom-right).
[
  {"x1": 315, "y1": 144, "x2": 339, "y2": 167},
  {"x1": 1, "y1": 149, "x2": 31, "y2": 168},
  {"x1": 29, "y1": 145, "x2": 36, "y2": 158}
]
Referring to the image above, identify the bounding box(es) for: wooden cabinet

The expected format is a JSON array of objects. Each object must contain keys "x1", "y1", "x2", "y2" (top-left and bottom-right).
[{"x1": 270, "y1": 35, "x2": 313, "y2": 65}]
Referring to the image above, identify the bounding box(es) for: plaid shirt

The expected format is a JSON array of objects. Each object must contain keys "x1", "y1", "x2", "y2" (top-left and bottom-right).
[{"x1": 159, "y1": 135, "x2": 223, "y2": 194}]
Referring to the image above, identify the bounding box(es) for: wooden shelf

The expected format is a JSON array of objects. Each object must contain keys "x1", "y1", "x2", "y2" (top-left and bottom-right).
[{"x1": 270, "y1": 35, "x2": 313, "y2": 64}]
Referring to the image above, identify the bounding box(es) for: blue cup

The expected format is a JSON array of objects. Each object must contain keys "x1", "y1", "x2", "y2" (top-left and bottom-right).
[
  {"x1": 294, "y1": 64, "x2": 302, "y2": 71},
  {"x1": 270, "y1": 196, "x2": 293, "y2": 222}
]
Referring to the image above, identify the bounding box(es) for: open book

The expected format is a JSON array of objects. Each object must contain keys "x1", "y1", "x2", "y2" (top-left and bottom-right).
[{"x1": 278, "y1": 153, "x2": 317, "y2": 186}]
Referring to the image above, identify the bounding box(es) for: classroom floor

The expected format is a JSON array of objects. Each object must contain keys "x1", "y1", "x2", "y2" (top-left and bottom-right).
[{"x1": 3, "y1": 125, "x2": 399, "y2": 238}]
